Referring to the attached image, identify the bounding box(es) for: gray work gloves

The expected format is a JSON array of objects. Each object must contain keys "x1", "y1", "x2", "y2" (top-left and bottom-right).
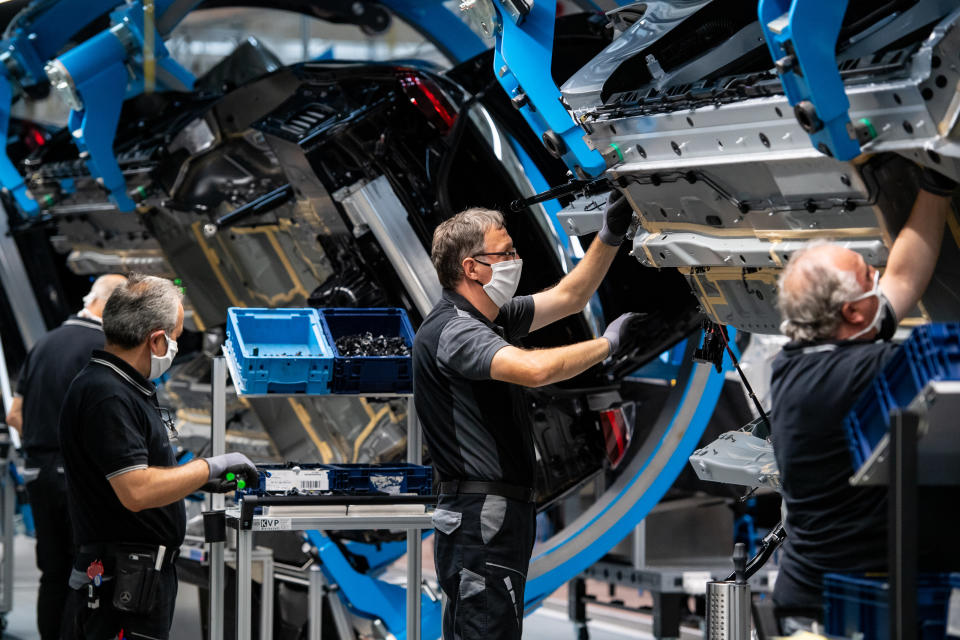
[
  {"x1": 920, "y1": 167, "x2": 958, "y2": 197},
  {"x1": 598, "y1": 191, "x2": 634, "y2": 247},
  {"x1": 203, "y1": 452, "x2": 258, "y2": 493},
  {"x1": 601, "y1": 312, "x2": 643, "y2": 357}
]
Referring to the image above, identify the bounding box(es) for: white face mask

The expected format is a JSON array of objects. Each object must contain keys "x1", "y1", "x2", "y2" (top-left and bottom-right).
[
  {"x1": 481, "y1": 259, "x2": 523, "y2": 308},
  {"x1": 150, "y1": 333, "x2": 178, "y2": 379},
  {"x1": 847, "y1": 270, "x2": 886, "y2": 340}
]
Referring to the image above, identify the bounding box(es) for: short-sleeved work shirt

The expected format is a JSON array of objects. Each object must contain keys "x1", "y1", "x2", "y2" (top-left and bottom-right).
[
  {"x1": 769, "y1": 339, "x2": 896, "y2": 607},
  {"x1": 412, "y1": 289, "x2": 536, "y2": 488},
  {"x1": 16, "y1": 315, "x2": 105, "y2": 457},
  {"x1": 59, "y1": 350, "x2": 186, "y2": 549}
]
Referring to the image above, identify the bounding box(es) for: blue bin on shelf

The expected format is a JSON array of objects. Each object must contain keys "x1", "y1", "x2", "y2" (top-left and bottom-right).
[
  {"x1": 844, "y1": 323, "x2": 960, "y2": 469},
  {"x1": 317, "y1": 308, "x2": 415, "y2": 394},
  {"x1": 325, "y1": 463, "x2": 433, "y2": 495},
  {"x1": 824, "y1": 573, "x2": 960, "y2": 640},
  {"x1": 226, "y1": 308, "x2": 334, "y2": 394}
]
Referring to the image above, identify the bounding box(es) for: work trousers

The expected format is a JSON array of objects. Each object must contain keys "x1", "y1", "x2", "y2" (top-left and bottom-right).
[
  {"x1": 71, "y1": 562, "x2": 178, "y2": 640},
  {"x1": 24, "y1": 455, "x2": 74, "y2": 640},
  {"x1": 433, "y1": 493, "x2": 537, "y2": 640}
]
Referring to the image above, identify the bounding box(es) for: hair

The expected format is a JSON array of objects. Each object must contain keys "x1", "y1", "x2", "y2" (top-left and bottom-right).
[
  {"x1": 430, "y1": 207, "x2": 505, "y2": 289},
  {"x1": 102, "y1": 273, "x2": 183, "y2": 348},
  {"x1": 776, "y1": 242, "x2": 863, "y2": 342},
  {"x1": 87, "y1": 274, "x2": 126, "y2": 303}
]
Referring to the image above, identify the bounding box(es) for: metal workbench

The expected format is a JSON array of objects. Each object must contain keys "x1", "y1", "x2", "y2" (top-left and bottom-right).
[{"x1": 209, "y1": 353, "x2": 429, "y2": 640}]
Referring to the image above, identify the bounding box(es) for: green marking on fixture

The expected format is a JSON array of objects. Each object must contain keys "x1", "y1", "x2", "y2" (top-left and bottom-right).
[
  {"x1": 136, "y1": 185, "x2": 147, "y2": 198},
  {"x1": 609, "y1": 142, "x2": 624, "y2": 163},
  {"x1": 43, "y1": 194, "x2": 54, "y2": 207}
]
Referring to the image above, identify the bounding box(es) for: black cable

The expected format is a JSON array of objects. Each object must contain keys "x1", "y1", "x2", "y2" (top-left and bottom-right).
[{"x1": 716, "y1": 325, "x2": 771, "y2": 429}]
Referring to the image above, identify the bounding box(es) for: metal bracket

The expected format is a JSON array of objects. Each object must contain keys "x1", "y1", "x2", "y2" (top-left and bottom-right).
[{"x1": 759, "y1": 0, "x2": 868, "y2": 160}]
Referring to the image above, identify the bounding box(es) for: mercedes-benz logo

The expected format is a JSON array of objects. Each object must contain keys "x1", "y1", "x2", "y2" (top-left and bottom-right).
[{"x1": 119, "y1": 591, "x2": 132, "y2": 604}]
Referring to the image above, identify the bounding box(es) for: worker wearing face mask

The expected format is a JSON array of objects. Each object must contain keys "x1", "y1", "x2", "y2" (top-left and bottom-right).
[
  {"x1": 413, "y1": 199, "x2": 641, "y2": 640},
  {"x1": 769, "y1": 167, "x2": 959, "y2": 630},
  {"x1": 6, "y1": 274, "x2": 127, "y2": 640},
  {"x1": 58, "y1": 274, "x2": 258, "y2": 640}
]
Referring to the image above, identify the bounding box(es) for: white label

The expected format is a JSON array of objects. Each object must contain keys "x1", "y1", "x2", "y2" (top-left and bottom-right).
[
  {"x1": 682, "y1": 571, "x2": 712, "y2": 595},
  {"x1": 370, "y1": 474, "x2": 403, "y2": 495},
  {"x1": 263, "y1": 469, "x2": 329, "y2": 493},
  {"x1": 255, "y1": 517, "x2": 292, "y2": 531}
]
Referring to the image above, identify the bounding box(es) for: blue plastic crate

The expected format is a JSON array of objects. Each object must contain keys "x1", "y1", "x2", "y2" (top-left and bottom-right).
[
  {"x1": 317, "y1": 308, "x2": 415, "y2": 394},
  {"x1": 226, "y1": 308, "x2": 334, "y2": 395},
  {"x1": 324, "y1": 463, "x2": 433, "y2": 495},
  {"x1": 844, "y1": 323, "x2": 960, "y2": 468},
  {"x1": 824, "y1": 573, "x2": 959, "y2": 640}
]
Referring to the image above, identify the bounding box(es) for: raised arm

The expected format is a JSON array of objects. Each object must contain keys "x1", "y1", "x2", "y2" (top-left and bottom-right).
[
  {"x1": 530, "y1": 192, "x2": 633, "y2": 332},
  {"x1": 880, "y1": 170, "x2": 955, "y2": 319},
  {"x1": 491, "y1": 312, "x2": 641, "y2": 387}
]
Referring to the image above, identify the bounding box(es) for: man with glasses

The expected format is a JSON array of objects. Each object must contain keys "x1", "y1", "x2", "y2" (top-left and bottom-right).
[
  {"x1": 58, "y1": 273, "x2": 258, "y2": 639},
  {"x1": 413, "y1": 199, "x2": 639, "y2": 640},
  {"x1": 770, "y1": 168, "x2": 958, "y2": 630},
  {"x1": 6, "y1": 274, "x2": 126, "y2": 640}
]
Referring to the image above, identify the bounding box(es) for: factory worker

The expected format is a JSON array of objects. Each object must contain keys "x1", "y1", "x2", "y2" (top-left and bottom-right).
[
  {"x1": 770, "y1": 167, "x2": 959, "y2": 631},
  {"x1": 58, "y1": 273, "x2": 258, "y2": 640},
  {"x1": 413, "y1": 197, "x2": 639, "y2": 640},
  {"x1": 7, "y1": 273, "x2": 126, "y2": 640}
]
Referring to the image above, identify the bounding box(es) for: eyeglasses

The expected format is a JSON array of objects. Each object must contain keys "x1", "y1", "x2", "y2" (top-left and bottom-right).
[
  {"x1": 158, "y1": 406, "x2": 179, "y2": 442},
  {"x1": 471, "y1": 250, "x2": 519, "y2": 266}
]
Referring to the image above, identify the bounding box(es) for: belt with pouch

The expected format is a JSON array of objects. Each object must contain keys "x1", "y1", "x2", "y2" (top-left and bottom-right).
[
  {"x1": 79, "y1": 543, "x2": 180, "y2": 568},
  {"x1": 439, "y1": 480, "x2": 535, "y2": 503}
]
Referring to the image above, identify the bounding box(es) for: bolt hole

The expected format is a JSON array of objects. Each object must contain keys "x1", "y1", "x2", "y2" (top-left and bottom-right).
[
  {"x1": 775, "y1": 106, "x2": 783, "y2": 117},
  {"x1": 759, "y1": 132, "x2": 770, "y2": 147},
  {"x1": 936, "y1": 75, "x2": 948, "y2": 88},
  {"x1": 893, "y1": 93, "x2": 902, "y2": 105},
  {"x1": 739, "y1": 255, "x2": 746, "y2": 263},
  {"x1": 717, "y1": 139, "x2": 724, "y2": 150},
  {"x1": 659, "y1": 252, "x2": 666, "y2": 260},
  {"x1": 922, "y1": 87, "x2": 934, "y2": 101},
  {"x1": 903, "y1": 121, "x2": 914, "y2": 134},
  {"x1": 841, "y1": 174, "x2": 851, "y2": 186},
  {"x1": 635, "y1": 145, "x2": 647, "y2": 158},
  {"x1": 659, "y1": 207, "x2": 667, "y2": 218},
  {"x1": 610, "y1": 123, "x2": 618, "y2": 135},
  {"x1": 686, "y1": 116, "x2": 694, "y2": 127},
  {"x1": 928, "y1": 149, "x2": 942, "y2": 164},
  {"x1": 670, "y1": 140, "x2": 682, "y2": 156}
]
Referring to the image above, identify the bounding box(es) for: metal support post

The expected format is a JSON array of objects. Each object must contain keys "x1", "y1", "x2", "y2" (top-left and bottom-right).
[
  {"x1": 567, "y1": 578, "x2": 588, "y2": 640},
  {"x1": 308, "y1": 565, "x2": 324, "y2": 640},
  {"x1": 406, "y1": 400, "x2": 422, "y2": 640},
  {"x1": 260, "y1": 552, "x2": 274, "y2": 640},
  {"x1": 0, "y1": 455, "x2": 13, "y2": 614},
  {"x1": 632, "y1": 521, "x2": 646, "y2": 570},
  {"x1": 209, "y1": 356, "x2": 227, "y2": 640},
  {"x1": 889, "y1": 410, "x2": 918, "y2": 640},
  {"x1": 236, "y1": 526, "x2": 253, "y2": 640},
  {"x1": 0, "y1": 205, "x2": 46, "y2": 348}
]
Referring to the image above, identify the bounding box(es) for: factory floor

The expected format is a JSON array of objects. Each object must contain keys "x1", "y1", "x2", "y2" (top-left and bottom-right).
[{"x1": 4, "y1": 534, "x2": 696, "y2": 639}]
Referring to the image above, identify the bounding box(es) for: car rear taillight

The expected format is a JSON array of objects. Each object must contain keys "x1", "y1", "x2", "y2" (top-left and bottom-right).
[
  {"x1": 600, "y1": 408, "x2": 629, "y2": 469},
  {"x1": 396, "y1": 71, "x2": 456, "y2": 133}
]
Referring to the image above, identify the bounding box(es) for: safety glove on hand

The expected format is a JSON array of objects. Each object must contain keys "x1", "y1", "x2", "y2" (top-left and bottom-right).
[
  {"x1": 598, "y1": 191, "x2": 634, "y2": 247},
  {"x1": 203, "y1": 452, "x2": 258, "y2": 492},
  {"x1": 919, "y1": 167, "x2": 958, "y2": 197},
  {"x1": 601, "y1": 312, "x2": 644, "y2": 357}
]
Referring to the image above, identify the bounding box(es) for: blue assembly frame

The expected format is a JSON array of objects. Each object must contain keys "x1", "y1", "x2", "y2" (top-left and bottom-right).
[{"x1": 758, "y1": 0, "x2": 861, "y2": 160}]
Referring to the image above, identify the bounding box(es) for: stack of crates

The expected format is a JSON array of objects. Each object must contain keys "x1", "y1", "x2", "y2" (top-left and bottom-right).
[
  {"x1": 824, "y1": 573, "x2": 960, "y2": 639},
  {"x1": 844, "y1": 323, "x2": 960, "y2": 470},
  {"x1": 225, "y1": 307, "x2": 415, "y2": 395}
]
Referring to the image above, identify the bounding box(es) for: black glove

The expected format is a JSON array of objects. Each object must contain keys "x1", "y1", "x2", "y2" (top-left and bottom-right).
[
  {"x1": 202, "y1": 452, "x2": 258, "y2": 493},
  {"x1": 598, "y1": 190, "x2": 634, "y2": 247},
  {"x1": 919, "y1": 167, "x2": 958, "y2": 197},
  {"x1": 601, "y1": 312, "x2": 643, "y2": 357}
]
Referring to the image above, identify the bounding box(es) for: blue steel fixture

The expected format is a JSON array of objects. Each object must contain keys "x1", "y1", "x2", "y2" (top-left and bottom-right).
[
  {"x1": 759, "y1": 0, "x2": 867, "y2": 160},
  {"x1": 486, "y1": 0, "x2": 608, "y2": 178},
  {"x1": 45, "y1": 0, "x2": 195, "y2": 212},
  {"x1": 0, "y1": 0, "x2": 121, "y2": 214}
]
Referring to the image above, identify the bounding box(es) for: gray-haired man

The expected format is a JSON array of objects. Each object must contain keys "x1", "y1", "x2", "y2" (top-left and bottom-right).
[
  {"x1": 413, "y1": 197, "x2": 640, "y2": 640},
  {"x1": 58, "y1": 274, "x2": 257, "y2": 639},
  {"x1": 7, "y1": 274, "x2": 126, "y2": 640},
  {"x1": 769, "y1": 168, "x2": 957, "y2": 622}
]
